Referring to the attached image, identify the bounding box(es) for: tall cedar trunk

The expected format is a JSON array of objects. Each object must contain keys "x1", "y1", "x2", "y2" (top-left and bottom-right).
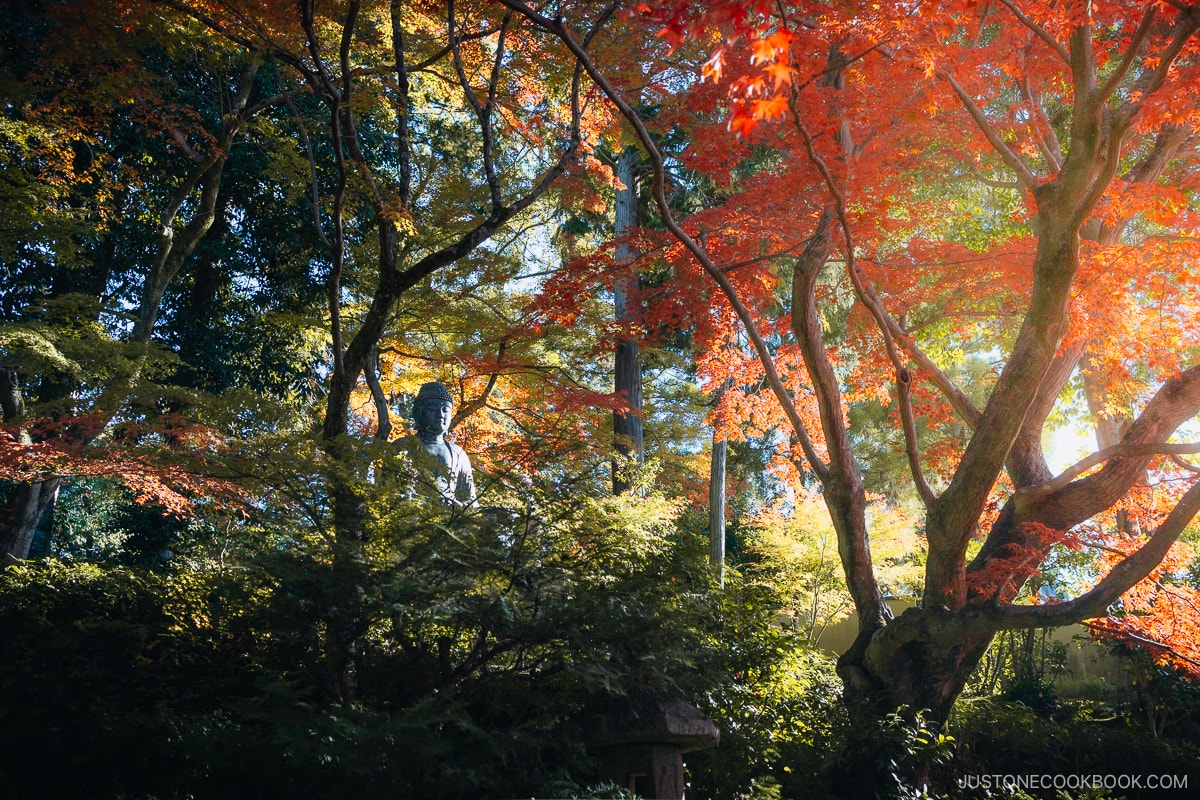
[
  {"x1": 612, "y1": 146, "x2": 643, "y2": 495},
  {"x1": 709, "y1": 434, "x2": 727, "y2": 586},
  {"x1": 709, "y1": 376, "x2": 733, "y2": 586}
]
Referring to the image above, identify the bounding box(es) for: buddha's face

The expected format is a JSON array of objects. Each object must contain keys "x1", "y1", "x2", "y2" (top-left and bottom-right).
[{"x1": 416, "y1": 398, "x2": 453, "y2": 436}]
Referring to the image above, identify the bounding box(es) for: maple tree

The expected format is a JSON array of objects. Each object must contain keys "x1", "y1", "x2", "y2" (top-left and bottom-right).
[{"x1": 499, "y1": 0, "x2": 1200, "y2": 725}]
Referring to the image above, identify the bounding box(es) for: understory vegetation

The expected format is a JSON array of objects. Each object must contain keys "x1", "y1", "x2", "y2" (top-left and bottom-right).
[
  {"x1": 2, "y1": 480, "x2": 1198, "y2": 798},
  {"x1": 4, "y1": 1, "x2": 1200, "y2": 798}
]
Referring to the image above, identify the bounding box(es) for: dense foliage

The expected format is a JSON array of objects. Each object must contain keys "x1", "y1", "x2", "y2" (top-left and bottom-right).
[
  {"x1": 3, "y1": 0, "x2": 1200, "y2": 798},
  {"x1": 0, "y1": 490, "x2": 761, "y2": 799}
]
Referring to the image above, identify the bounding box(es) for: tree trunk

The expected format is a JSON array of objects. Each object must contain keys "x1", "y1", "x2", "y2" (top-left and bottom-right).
[
  {"x1": 840, "y1": 613, "x2": 995, "y2": 725},
  {"x1": 708, "y1": 372, "x2": 734, "y2": 585},
  {"x1": 708, "y1": 433, "x2": 727, "y2": 586},
  {"x1": 0, "y1": 367, "x2": 61, "y2": 562},
  {"x1": 613, "y1": 146, "x2": 643, "y2": 495}
]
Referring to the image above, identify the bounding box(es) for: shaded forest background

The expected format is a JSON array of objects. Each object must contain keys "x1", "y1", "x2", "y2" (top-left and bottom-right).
[{"x1": 3, "y1": 1, "x2": 1200, "y2": 798}]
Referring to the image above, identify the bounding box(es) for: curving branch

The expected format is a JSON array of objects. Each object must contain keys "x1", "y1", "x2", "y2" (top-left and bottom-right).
[
  {"x1": 284, "y1": 90, "x2": 333, "y2": 253},
  {"x1": 995, "y1": 0, "x2": 1071, "y2": 64},
  {"x1": 449, "y1": 2, "x2": 510, "y2": 210},
  {"x1": 1119, "y1": 9, "x2": 1200, "y2": 117},
  {"x1": 1171, "y1": 454, "x2": 1200, "y2": 474},
  {"x1": 1020, "y1": 364, "x2": 1200, "y2": 531},
  {"x1": 494, "y1": 2, "x2": 911, "y2": 641},
  {"x1": 450, "y1": 340, "x2": 507, "y2": 431},
  {"x1": 897, "y1": 367, "x2": 936, "y2": 506},
  {"x1": 1019, "y1": 63, "x2": 1063, "y2": 171},
  {"x1": 391, "y1": 0, "x2": 412, "y2": 207},
  {"x1": 1020, "y1": 441, "x2": 1200, "y2": 502},
  {"x1": 1097, "y1": 6, "x2": 1158, "y2": 105},
  {"x1": 785, "y1": 76, "x2": 934, "y2": 507},
  {"x1": 938, "y1": 68, "x2": 1039, "y2": 190},
  {"x1": 133, "y1": 52, "x2": 263, "y2": 344},
  {"x1": 365, "y1": 348, "x2": 392, "y2": 441},
  {"x1": 989, "y1": 478, "x2": 1200, "y2": 630},
  {"x1": 868, "y1": 476, "x2": 1200, "y2": 663}
]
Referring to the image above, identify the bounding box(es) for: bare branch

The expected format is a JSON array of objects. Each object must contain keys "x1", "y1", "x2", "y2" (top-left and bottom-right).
[
  {"x1": 365, "y1": 348, "x2": 392, "y2": 441},
  {"x1": 391, "y1": 0, "x2": 412, "y2": 207},
  {"x1": 898, "y1": 367, "x2": 936, "y2": 506},
  {"x1": 451, "y1": 340, "x2": 507, "y2": 430},
  {"x1": 885, "y1": 316, "x2": 983, "y2": 428},
  {"x1": 1171, "y1": 454, "x2": 1200, "y2": 474},
  {"x1": 1019, "y1": 65, "x2": 1063, "y2": 171},
  {"x1": 165, "y1": 125, "x2": 206, "y2": 163},
  {"x1": 448, "y1": 1, "x2": 507, "y2": 209},
  {"x1": 284, "y1": 91, "x2": 333, "y2": 253},
  {"x1": 1086, "y1": 623, "x2": 1200, "y2": 669}
]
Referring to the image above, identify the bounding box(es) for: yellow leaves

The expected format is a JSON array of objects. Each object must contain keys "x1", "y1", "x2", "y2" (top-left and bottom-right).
[
  {"x1": 0, "y1": 329, "x2": 85, "y2": 378},
  {"x1": 746, "y1": 490, "x2": 924, "y2": 638},
  {"x1": 381, "y1": 201, "x2": 417, "y2": 241},
  {"x1": 919, "y1": 47, "x2": 938, "y2": 80}
]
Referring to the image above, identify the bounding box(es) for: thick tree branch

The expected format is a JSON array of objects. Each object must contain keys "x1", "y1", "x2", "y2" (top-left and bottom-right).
[
  {"x1": 134, "y1": 54, "x2": 262, "y2": 343},
  {"x1": 1020, "y1": 364, "x2": 1200, "y2": 531},
  {"x1": 897, "y1": 368, "x2": 936, "y2": 506},
  {"x1": 365, "y1": 348, "x2": 392, "y2": 441},
  {"x1": 1120, "y1": 10, "x2": 1200, "y2": 117},
  {"x1": 868, "y1": 477, "x2": 1200, "y2": 667},
  {"x1": 991, "y1": 479, "x2": 1200, "y2": 630},
  {"x1": 1021, "y1": 442, "x2": 1200, "y2": 503}
]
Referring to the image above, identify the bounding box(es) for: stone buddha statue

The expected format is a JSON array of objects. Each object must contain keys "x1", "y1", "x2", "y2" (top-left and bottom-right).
[{"x1": 397, "y1": 381, "x2": 476, "y2": 508}]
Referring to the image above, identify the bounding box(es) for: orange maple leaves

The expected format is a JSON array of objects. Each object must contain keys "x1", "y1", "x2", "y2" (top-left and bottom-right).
[{"x1": 1, "y1": 415, "x2": 243, "y2": 518}]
